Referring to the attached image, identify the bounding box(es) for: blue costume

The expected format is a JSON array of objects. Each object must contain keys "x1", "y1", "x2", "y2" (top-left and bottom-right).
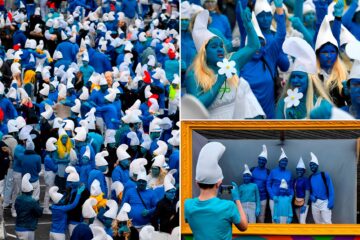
[
  {"x1": 88, "y1": 169, "x2": 108, "y2": 198},
  {"x1": 251, "y1": 167, "x2": 269, "y2": 201},
  {"x1": 21, "y1": 151, "x2": 41, "y2": 183},
  {"x1": 13, "y1": 30, "x2": 27, "y2": 48},
  {"x1": 56, "y1": 41, "x2": 79, "y2": 62},
  {"x1": 266, "y1": 167, "x2": 293, "y2": 199},
  {"x1": 119, "y1": 0, "x2": 138, "y2": 19},
  {"x1": 273, "y1": 195, "x2": 293, "y2": 223},
  {"x1": 309, "y1": 172, "x2": 334, "y2": 209},
  {"x1": 208, "y1": 12, "x2": 232, "y2": 41},
  {"x1": 112, "y1": 165, "x2": 130, "y2": 184},
  {"x1": 15, "y1": 194, "x2": 43, "y2": 232},
  {"x1": 87, "y1": 47, "x2": 112, "y2": 74},
  {"x1": 0, "y1": 97, "x2": 18, "y2": 123}
]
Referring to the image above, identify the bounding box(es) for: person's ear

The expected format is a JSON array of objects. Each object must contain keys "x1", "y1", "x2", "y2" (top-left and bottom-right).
[{"x1": 215, "y1": 180, "x2": 222, "y2": 189}]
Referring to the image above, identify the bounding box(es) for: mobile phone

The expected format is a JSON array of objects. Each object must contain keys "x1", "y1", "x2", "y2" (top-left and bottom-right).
[{"x1": 220, "y1": 185, "x2": 234, "y2": 195}]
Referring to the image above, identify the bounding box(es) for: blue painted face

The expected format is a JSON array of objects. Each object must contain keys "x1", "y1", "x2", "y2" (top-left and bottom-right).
[
  {"x1": 318, "y1": 43, "x2": 338, "y2": 72},
  {"x1": 256, "y1": 11, "x2": 273, "y2": 31},
  {"x1": 350, "y1": 78, "x2": 360, "y2": 107},
  {"x1": 165, "y1": 188, "x2": 176, "y2": 200},
  {"x1": 66, "y1": 130, "x2": 72, "y2": 137},
  {"x1": 258, "y1": 156, "x2": 267, "y2": 168},
  {"x1": 103, "y1": 217, "x2": 113, "y2": 228},
  {"x1": 67, "y1": 181, "x2": 80, "y2": 189},
  {"x1": 296, "y1": 168, "x2": 305, "y2": 177},
  {"x1": 98, "y1": 165, "x2": 108, "y2": 173},
  {"x1": 136, "y1": 179, "x2": 147, "y2": 191},
  {"x1": 205, "y1": 37, "x2": 225, "y2": 67},
  {"x1": 181, "y1": 19, "x2": 190, "y2": 31},
  {"x1": 290, "y1": 71, "x2": 308, "y2": 94},
  {"x1": 82, "y1": 156, "x2": 90, "y2": 165},
  {"x1": 279, "y1": 159, "x2": 288, "y2": 169},
  {"x1": 303, "y1": 12, "x2": 316, "y2": 26},
  {"x1": 279, "y1": 187, "x2": 288, "y2": 196},
  {"x1": 309, "y1": 162, "x2": 318, "y2": 173},
  {"x1": 150, "y1": 132, "x2": 160, "y2": 140},
  {"x1": 100, "y1": 84, "x2": 108, "y2": 93},
  {"x1": 61, "y1": 135, "x2": 68, "y2": 145},
  {"x1": 119, "y1": 159, "x2": 130, "y2": 169},
  {"x1": 83, "y1": 60, "x2": 89, "y2": 66},
  {"x1": 151, "y1": 167, "x2": 160, "y2": 177},
  {"x1": 243, "y1": 173, "x2": 252, "y2": 184}
]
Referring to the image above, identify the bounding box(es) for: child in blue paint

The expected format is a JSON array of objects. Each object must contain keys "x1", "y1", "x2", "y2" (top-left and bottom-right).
[
  {"x1": 294, "y1": 157, "x2": 310, "y2": 224},
  {"x1": 273, "y1": 179, "x2": 293, "y2": 224},
  {"x1": 238, "y1": 164, "x2": 260, "y2": 223},
  {"x1": 185, "y1": 142, "x2": 248, "y2": 239}
]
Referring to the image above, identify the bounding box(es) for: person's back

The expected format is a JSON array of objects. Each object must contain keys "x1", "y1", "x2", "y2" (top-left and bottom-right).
[
  {"x1": 185, "y1": 197, "x2": 240, "y2": 240},
  {"x1": 22, "y1": 150, "x2": 41, "y2": 182},
  {"x1": 15, "y1": 193, "x2": 42, "y2": 231}
]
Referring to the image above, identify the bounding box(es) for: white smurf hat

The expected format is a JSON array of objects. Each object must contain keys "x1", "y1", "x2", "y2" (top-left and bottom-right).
[
  {"x1": 254, "y1": 0, "x2": 272, "y2": 16},
  {"x1": 283, "y1": 37, "x2": 317, "y2": 74},
  {"x1": 103, "y1": 199, "x2": 118, "y2": 219},
  {"x1": 191, "y1": 10, "x2": 216, "y2": 51},
  {"x1": 345, "y1": 40, "x2": 360, "y2": 80},
  {"x1": 310, "y1": 152, "x2": 319, "y2": 165},
  {"x1": 111, "y1": 181, "x2": 124, "y2": 197},
  {"x1": 21, "y1": 173, "x2": 34, "y2": 192},
  {"x1": 258, "y1": 144, "x2": 267, "y2": 159},
  {"x1": 315, "y1": 15, "x2": 338, "y2": 51},
  {"x1": 95, "y1": 151, "x2": 109, "y2": 167},
  {"x1": 153, "y1": 140, "x2": 168, "y2": 156},
  {"x1": 116, "y1": 144, "x2": 131, "y2": 161},
  {"x1": 7, "y1": 120, "x2": 18, "y2": 133},
  {"x1": 116, "y1": 202, "x2": 131, "y2": 221},
  {"x1": 164, "y1": 169, "x2": 177, "y2": 191},
  {"x1": 49, "y1": 186, "x2": 64, "y2": 204},
  {"x1": 65, "y1": 166, "x2": 80, "y2": 182},
  {"x1": 82, "y1": 198, "x2": 97, "y2": 219},
  {"x1": 279, "y1": 147, "x2": 287, "y2": 161},
  {"x1": 195, "y1": 142, "x2": 225, "y2": 184},
  {"x1": 243, "y1": 164, "x2": 252, "y2": 176},
  {"x1": 90, "y1": 179, "x2": 102, "y2": 196},
  {"x1": 297, "y1": 157, "x2": 306, "y2": 169},
  {"x1": 152, "y1": 155, "x2": 165, "y2": 168},
  {"x1": 46, "y1": 137, "x2": 57, "y2": 152}
]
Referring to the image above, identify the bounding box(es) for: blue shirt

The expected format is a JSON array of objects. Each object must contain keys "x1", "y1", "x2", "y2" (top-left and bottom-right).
[
  {"x1": 266, "y1": 167, "x2": 293, "y2": 199},
  {"x1": 309, "y1": 171, "x2": 334, "y2": 207},
  {"x1": 112, "y1": 165, "x2": 130, "y2": 184},
  {"x1": 294, "y1": 176, "x2": 310, "y2": 198},
  {"x1": 184, "y1": 197, "x2": 240, "y2": 240},
  {"x1": 251, "y1": 167, "x2": 269, "y2": 201},
  {"x1": 273, "y1": 195, "x2": 293, "y2": 221}
]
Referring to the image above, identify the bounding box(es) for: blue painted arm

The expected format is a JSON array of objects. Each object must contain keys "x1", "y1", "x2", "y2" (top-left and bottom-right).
[
  {"x1": 294, "y1": 0, "x2": 304, "y2": 19},
  {"x1": 235, "y1": 0, "x2": 251, "y2": 47},
  {"x1": 342, "y1": 1, "x2": 358, "y2": 29},
  {"x1": 332, "y1": 17, "x2": 341, "y2": 48},
  {"x1": 326, "y1": 173, "x2": 335, "y2": 209},
  {"x1": 266, "y1": 172, "x2": 274, "y2": 199},
  {"x1": 314, "y1": 1, "x2": 329, "y2": 44}
]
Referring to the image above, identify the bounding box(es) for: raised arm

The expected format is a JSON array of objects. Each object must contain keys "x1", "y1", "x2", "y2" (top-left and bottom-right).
[{"x1": 342, "y1": 0, "x2": 358, "y2": 28}]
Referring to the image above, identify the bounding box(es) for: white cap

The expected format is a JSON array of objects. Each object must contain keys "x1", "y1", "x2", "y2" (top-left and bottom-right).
[
  {"x1": 145, "y1": 85, "x2": 152, "y2": 99},
  {"x1": 147, "y1": 55, "x2": 156, "y2": 67},
  {"x1": 127, "y1": 132, "x2": 140, "y2": 146},
  {"x1": 258, "y1": 144, "x2": 267, "y2": 159},
  {"x1": 71, "y1": 99, "x2": 81, "y2": 113},
  {"x1": 90, "y1": 179, "x2": 102, "y2": 196},
  {"x1": 74, "y1": 127, "x2": 87, "y2": 142},
  {"x1": 104, "y1": 88, "x2": 117, "y2": 102},
  {"x1": 254, "y1": 0, "x2": 272, "y2": 16},
  {"x1": 116, "y1": 144, "x2": 131, "y2": 161},
  {"x1": 164, "y1": 169, "x2": 177, "y2": 191},
  {"x1": 196, "y1": 142, "x2": 225, "y2": 184},
  {"x1": 167, "y1": 130, "x2": 179, "y2": 146},
  {"x1": 82, "y1": 51, "x2": 89, "y2": 62},
  {"x1": 345, "y1": 41, "x2": 360, "y2": 80},
  {"x1": 46, "y1": 137, "x2": 57, "y2": 152},
  {"x1": 116, "y1": 202, "x2": 131, "y2": 221},
  {"x1": 91, "y1": 226, "x2": 113, "y2": 240},
  {"x1": 181, "y1": 1, "x2": 191, "y2": 19},
  {"x1": 129, "y1": 158, "x2": 147, "y2": 178},
  {"x1": 310, "y1": 152, "x2": 319, "y2": 165},
  {"x1": 6, "y1": 87, "x2": 16, "y2": 99},
  {"x1": 315, "y1": 15, "x2": 338, "y2": 51},
  {"x1": 0, "y1": 82, "x2": 3, "y2": 95},
  {"x1": 65, "y1": 166, "x2": 80, "y2": 182},
  {"x1": 303, "y1": 0, "x2": 315, "y2": 14},
  {"x1": 21, "y1": 173, "x2": 34, "y2": 192},
  {"x1": 279, "y1": 147, "x2": 287, "y2": 161},
  {"x1": 26, "y1": 136, "x2": 35, "y2": 151},
  {"x1": 7, "y1": 120, "x2": 18, "y2": 133},
  {"x1": 19, "y1": 125, "x2": 33, "y2": 140},
  {"x1": 41, "y1": 104, "x2": 54, "y2": 120},
  {"x1": 58, "y1": 128, "x2": 67, "y2": 138},
  {"x1": 49, "y1": 186, "x2": 64, "y2": 204},
  {"x1": 64, "y1": 119, "x2": 75, "y2": 131},
  {"x1": 141, "y1": 134, "x2": 152, "y2": 150},
  {"x1": 53, "y1": 117, "x2": 64, "y2": 129},
  {"x1": 121, "y1": 111, "x2": 141, "y2": 124},
  {"x1": 39, "y1": 83, "x2": 50, "y2": 96},
  {"x1": 85, "y1": 108, "x2": 96, "y2": 130},
  {"x1": 79, "y1": 87, "x2": 89, "y2": 100},
  {"x1": 83, "y1": 145, "x2": 91, "y2": 159},
  {"x1": 170, "y1": 227, "x2": 180, "y2": 240},
  {"x1": 154, "y1": 140, "x2": 168, "y2": 156},
  {"x1": 297, "y1": 157, "x2": 306, "y2": 169},
  {"x1": 111, "y1": 181, "x2": 124, "y2": 197},
  {"x1": 243, "y1": 164, "x2": 252, "y2": 176},
  {"x1": 61, "y1": 31, "x2": 68, "y2": 41},
  {"x1": 103, "y1": 199, "x2": 118, "y2": 219},
  {"x1": 283, "y1": 37, "x2": 317, "y2": 74},
  {"x1": 149, "y1": 118, "x2": 162, "y2": 133},
  {"x1": 82, "y1": 198, "x2": 97, "y2": 219},
  {"x1": 279, "y1": 179, "x2": 288, "y2": 189},
  {"x1": 137, "y1": 168, "x2": 148, "y2": 181},
  {"x1": 53, "y1": 50, "x2": 63, "y2": 60},
  {"x1": 95, "y1": 151, "x2": 109, "y2": 167},
  {"x1": 152, "y1": 155, "x2": 165, "y2": 168},
  {"x1": 159, "y1": 117, "x2": 172, "y2": 130},
  {"x1": 191, "y1": 10, "x2": 217, "y2": 51}
]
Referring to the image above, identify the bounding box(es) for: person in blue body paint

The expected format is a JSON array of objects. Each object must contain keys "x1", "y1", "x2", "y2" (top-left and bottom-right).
[
  {"x1": 184, "y1": 142, "x2": 248, "y2": 239},
  {"x1": 48, "y1": 185, "x2": 85, "y2": 240},
  {"x1": 122, "y1": 169, "x2": 158, "y2": 229},
  {"x1": 15, "y1": 174, "x2": 43, "y2": 240},
  {"x1": 120, "y1": 0, "x2": 139, "y2": 23},
  {"x1": 239, "y1": 0, "x2": 286, "y2": 119},
  {"x1": 43, "y1": 137, "x2": 58, "y2": 215},
  {"x1": 0, "y1": 82, "x2": 18, "y2": 123},
  {"x1": 250, "y1": 144, "x2": 269, "y2": 223},
  {"x1": 79, "y1": 52, "x2": 95, "y2": 88},
  {"x1": 102, "y1": 199, "x2": 119, "y2": 237},
  {"x1": 204, "y1": 0, "x2": 232, "y2": 41},
  {"x1": 308, "y1": 152, "x2": 334, "y2": 224},
  {"x1": 293, "y1": 157, "x2": 310, "y2": 224},
  {"x1": 112, "y1": 144, "x2": 131, "y2": 184},
  {"x1": 276, "y1": 37, "x2": 331, "y2": 119},
  {"x1": 186, "y1": 7, "x2": 261, "y2": 119},
  {"x1": 87, "y1": 44, "x2": 112, "y2": 74},
  {"x1": 273, "y1": 179, "x2": 293, "y2": 224},
  {"x1": 88, "y1": 150, "x2": 109, "y2": 198},
  {"x1": 266, "y1": 147, "x2": 293, "y2": 221},
  {"x1": 341, "y1": 0, "x2": 360, "y2": 41},
  {"x1": 76, "y1": 145, "x2": 92, "y2": 185},
  {"x1": 55, "y1": 32, "x2": 80, "y2": 62},
  {"x1": 238, "y1": 164, "x2": 260, "y2": 223},
  {"x1": 70, "y1": 198, "x2": 97, "y2": 240}
]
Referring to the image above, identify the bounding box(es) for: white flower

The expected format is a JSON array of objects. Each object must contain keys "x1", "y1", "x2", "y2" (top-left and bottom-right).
[
  {"x1": 217, "y1": 58, "x2": 236, "y2": 79},
  {"x1": 284, "y1": 88, "x2": 303, "y2": 108}
]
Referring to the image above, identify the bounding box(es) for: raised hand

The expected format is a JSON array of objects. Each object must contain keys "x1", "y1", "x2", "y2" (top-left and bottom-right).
[
  {"x1": 274, "y1": 0, "x2": 283, "y2": 8},
  {"x1": 230, "y1": 182, "x2": 240, "y2": 201},
  {"x1": 333, "y1": 0, "x2": 344, "y2": 17},
  {"x1": 240, "y1": 5, "x2": 253, "y2": 29},
  {"x1": 289, "y1": 17, "x2": 305, "y2": 31}
]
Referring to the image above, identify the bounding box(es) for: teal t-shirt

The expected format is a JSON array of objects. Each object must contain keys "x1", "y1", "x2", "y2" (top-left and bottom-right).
[{"x1": 184, "y1": 197, "x2": 240, "y2": 240}]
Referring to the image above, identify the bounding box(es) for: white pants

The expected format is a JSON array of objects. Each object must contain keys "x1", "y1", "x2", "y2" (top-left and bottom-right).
[
  {"x1": 44, "y1": 171, "x2": 55, "y2": 210},
  {"x1": 0, "y1": 179, "x2": 4, "y2": 197},
  {"x1": 269, "y1": 199, "x2": 275, "y2": 223},
  {"x1": 11, "y1": 171, "x2": 22, "y2": 212},
  {"x1": 31, "y1": 180, "x2": 40, "y2": 201},
  {"x1": 105, "y1": 176, "x2": 112, "y2": 198},
  {"x1": 295, "y1": 205, "x2": 309, "y2": 224},
  {"x1": 3, "y1": 168, "x2": 14, "y2": 207},
  {"x1": 16, "y1": 231, "x2": 35, "y2": 240},
  {"x1": 96, "y1": 117, "x2": 105, "y2": 135},
  {"x1": 49, "y1": 232, "x2": 65, "y2": 240},
  {"x1": 242, "y1": 202, "x2": 256, "y2": 223},
  {"x1": 256, "y1": 199, "x2": 267, "y2": 223},
  {"x1": 68, "y1": 223, "x2": 77, "y2": 236},
  {"x1": 104, "y1": 129, "x2": 116, "y2": 146},
  {"x1": 312, "y1": 199, "x2": 332, "y2": 224},
  {"x1": 279, "y1": 216, "x2": 288, "y2": 224},
  {"x1": 39, "y1": 0, "x2": 47, "y2": 20}
]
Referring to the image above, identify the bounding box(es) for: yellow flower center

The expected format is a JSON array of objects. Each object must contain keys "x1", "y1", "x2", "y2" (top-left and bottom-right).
[
  {"x1": 226, "y1": 65, "x2": 230, "y2": 70},
  {"x1": 291, "y1": 96, "x2": 295, "y2": 100}
]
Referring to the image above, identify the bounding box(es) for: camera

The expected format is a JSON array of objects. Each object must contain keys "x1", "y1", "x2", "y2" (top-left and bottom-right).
[{"x1": 219, "y1": 185, "x2": 234, "y2": 195}]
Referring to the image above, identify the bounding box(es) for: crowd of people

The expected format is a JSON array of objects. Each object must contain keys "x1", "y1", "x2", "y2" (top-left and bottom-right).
[
  {"x1": 0, "y1": 0, "x2": 180, "y2": 239},
  {"x1": 181, "y1": 0, "x2": 360, "y2": 119}
]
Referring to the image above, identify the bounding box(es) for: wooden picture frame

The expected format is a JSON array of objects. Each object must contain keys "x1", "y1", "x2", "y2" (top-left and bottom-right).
[{"x1": 181, "y1": 120, "x2": 360, "y2": 235}]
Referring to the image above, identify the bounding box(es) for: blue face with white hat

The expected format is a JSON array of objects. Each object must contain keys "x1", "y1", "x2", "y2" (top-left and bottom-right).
[
  {"x1": 256, "y1": 11, "x2": 272, "y2": 31},
  {"x1": 165, "y1": 188, "x2": 176, "y2": 200},
  {"x1": 243, "y1": 173, "x2": 252, "y2": 184},
  {"x1": 181, "y1": 19, "x2": 190, "y2": 31},
  {"x1": 258, "y1": 156, "x2": 267, "y2": 168},
  {"x1": 119, "y1": 159, "x2": 130, "y2": 169},
  {"x1": 296, "y1": 168, "x2": 305, "y2": 177},
  {"x1": 309, "y1": 162, "x2": 318, "y2": 173},
  {"x1": 279, "y1": 158, "x2": 288, "y2": 169},
  {"x1": 303, "y1": 12, "x2": 316, "y2": 27},
  {"x1": 290, "y1": 71, "x2": 308, "y2": 94},
  {"x1": 136, "y1": 179, "x2": 147, "y2": 191},
  {"x1": 318, "y1": 43, "x2": 338, "y2": 72},
  {"x1": 205, "y1": 37, "x2": 225, "y2": 68}
]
